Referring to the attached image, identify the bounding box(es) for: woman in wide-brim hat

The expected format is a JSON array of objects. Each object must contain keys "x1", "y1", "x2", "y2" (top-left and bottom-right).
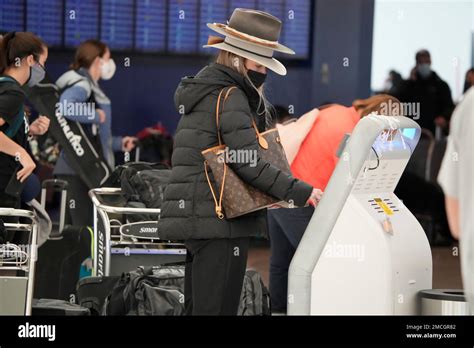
[{"x1": 160, "y1": 8, "x2": 321, "y2": 315}]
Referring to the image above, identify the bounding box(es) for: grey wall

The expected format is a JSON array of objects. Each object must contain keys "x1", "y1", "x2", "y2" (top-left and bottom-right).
[{"x1": 311, "y1": 0, "x2": 375, "y2": 106}]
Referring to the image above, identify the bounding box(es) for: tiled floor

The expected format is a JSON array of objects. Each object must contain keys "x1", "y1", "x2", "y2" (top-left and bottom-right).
[{"x1": 247, "y1": 242, "x2": 463, "y2": 290}]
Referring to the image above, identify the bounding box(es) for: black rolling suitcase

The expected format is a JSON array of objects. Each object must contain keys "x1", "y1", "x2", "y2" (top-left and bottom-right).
[{"x1": 34, "y1": 179, "x2": 93, "y2": 303}]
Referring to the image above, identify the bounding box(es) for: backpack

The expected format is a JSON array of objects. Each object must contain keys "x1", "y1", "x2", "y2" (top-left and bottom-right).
[
  {"x1": 238, "y1": 269, "x2": 271, "y2": 316},
  {"x1": 102, "y1": 264, "x2": 185, "y2": 316}
]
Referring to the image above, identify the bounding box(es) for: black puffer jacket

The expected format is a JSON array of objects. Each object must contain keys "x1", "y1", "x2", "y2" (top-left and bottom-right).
[{"x1": 159, "y1": 63, "x2": 312, "y2": 240}]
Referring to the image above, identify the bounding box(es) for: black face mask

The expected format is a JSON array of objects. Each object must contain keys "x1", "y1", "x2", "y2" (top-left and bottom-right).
[{"x1": 247, "y1": 69, "x2": 267, "y2": 88}]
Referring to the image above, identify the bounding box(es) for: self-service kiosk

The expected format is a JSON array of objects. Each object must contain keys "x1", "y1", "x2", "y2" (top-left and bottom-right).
[{"x1": 288, "y1": 115, "x2": 432, "y2": 315}]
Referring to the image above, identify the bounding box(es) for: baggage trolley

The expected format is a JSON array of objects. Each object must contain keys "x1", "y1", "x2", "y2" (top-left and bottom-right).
[
  {"x1": 0, "y1": 208, "x2": 38, "y2": 315},
  {"x1": 89, "y1": 187, "x2": 186, "y2": 277}
]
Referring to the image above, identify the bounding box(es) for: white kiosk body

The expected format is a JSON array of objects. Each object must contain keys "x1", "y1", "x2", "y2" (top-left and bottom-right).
[{"x1": 288, "y1": 115, "x2": 432, "y2": 315}]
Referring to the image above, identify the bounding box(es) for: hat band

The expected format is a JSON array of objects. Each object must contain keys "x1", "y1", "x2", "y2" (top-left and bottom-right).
[
  {"x1": 224, "y1": 36, "x2": 274, "y2": 59},
  {"x1": 215, "y1": 23, "x2": 279, "y2": 49}
]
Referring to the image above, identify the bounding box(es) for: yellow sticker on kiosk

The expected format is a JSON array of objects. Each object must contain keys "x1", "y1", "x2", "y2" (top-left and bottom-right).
[{"x1": 374, "y1": 198, "x2": 394, "y2": 216}]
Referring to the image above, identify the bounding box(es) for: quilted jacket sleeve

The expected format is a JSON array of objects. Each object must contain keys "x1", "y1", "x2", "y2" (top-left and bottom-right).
[{"x1": 218, "y1": 88, "x2": 313, "y2": 207}]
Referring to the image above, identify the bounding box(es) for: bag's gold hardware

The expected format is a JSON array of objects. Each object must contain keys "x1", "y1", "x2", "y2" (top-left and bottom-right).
[{"x1": 216, "y1": 208, "x2": 224, "y2": 220}]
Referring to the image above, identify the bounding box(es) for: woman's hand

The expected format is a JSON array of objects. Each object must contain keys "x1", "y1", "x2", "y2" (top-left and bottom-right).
[
  {"x1": 307, "y1": 188, "x2": 323, "y2": 207},
  {"x1": 16, "y1": 149, "x2": 36, "y2": 183},
  {"x1": 29, "y1": 115, "x2": 50, "y2": 136},
  {"x1": 96, "y1": 109, "x2": 106, "y2": 124},
  {"x1": 122, "y1": 136, "x2": 138, "y2": 152}
]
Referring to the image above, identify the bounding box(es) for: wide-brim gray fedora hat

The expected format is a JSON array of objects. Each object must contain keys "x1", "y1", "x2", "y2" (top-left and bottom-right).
[{"x1": 203, "y1": 8, "x2": 295, "y2": 76}]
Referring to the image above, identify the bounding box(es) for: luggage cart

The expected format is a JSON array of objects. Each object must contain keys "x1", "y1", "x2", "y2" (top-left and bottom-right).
[
  {"x1": 0, "y1": 208, "x2": 38, "y2": 315},
  {"x1": 89, "y1": 188, "x2": 186, "y2": 277}
]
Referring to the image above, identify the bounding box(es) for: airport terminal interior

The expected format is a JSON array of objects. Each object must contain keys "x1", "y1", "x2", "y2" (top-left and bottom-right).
[{"x1": 0, "y1": 0, "x2": 473, "y2": 322}]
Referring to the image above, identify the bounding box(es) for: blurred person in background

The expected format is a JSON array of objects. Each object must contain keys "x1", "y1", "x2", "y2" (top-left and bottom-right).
[
  {"x1": 463, "y1": 68, "x2": 474, "y2": 94},
  {"x1": 54, "y1": 39, "x2": 136, "y2": 227},
  {"x1": 395, "y1": 49, "x2": 454, "y2": 135},
  {"x1": 382, "y1": 70, "x2": 403, "y2": 96}
]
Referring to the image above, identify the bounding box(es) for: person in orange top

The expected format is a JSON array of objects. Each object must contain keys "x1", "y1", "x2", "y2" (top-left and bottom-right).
[
  {"x1": 291, "y1": 104, "x2": 360, "y2": 190},
  {"x1": 268, "y1": 94, "x2": 402, "y2": 314}
]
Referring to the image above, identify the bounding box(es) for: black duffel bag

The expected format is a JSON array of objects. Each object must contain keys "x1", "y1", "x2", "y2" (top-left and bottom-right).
[
  {"x1": 101, "y1": 161, "x2": 168, "y2": 189},
  {"x1": 102, "y1": 264, "x2": 185, "y2": 316},
  {"x1": 121, "y1": 168, "x2": 171, "y2": 209},
  {"x1": 101, "y1": 162, "x2": 170, "y2": 222}
]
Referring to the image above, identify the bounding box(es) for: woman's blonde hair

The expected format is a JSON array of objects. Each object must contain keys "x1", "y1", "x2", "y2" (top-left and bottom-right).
[{"x1": 216, "y1": 50, "x2": 274, "y2": 127}]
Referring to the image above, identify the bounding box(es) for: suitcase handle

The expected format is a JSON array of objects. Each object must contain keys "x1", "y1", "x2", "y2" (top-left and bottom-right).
[
  {"x1": 41, "y1": 179, "x2": 69, "y2": 190},
  {"x1": 40, "y1": 179, "x2": 69, "y2": 237}
]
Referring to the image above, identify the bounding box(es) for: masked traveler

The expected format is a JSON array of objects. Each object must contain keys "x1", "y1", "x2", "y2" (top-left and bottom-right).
[
  {"x1": 159, "y1": 8, "x2": 321, "y2": 315},
  {"x1": 0, "y1": 31, "x2": 50, "y2": 210},
  {"x1": 54, "y1": 39, "x2": 136, "y2": 227},
  {"x1": 395, "y1": 49, "x2": 454, "y2": 135}
]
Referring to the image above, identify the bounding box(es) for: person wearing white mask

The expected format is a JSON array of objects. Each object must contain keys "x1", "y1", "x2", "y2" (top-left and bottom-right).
[
  {"x1": 54, "y1": 39, "x2": 136, "y2": 227},
  {"x1": 395, "y1": 49, "x2": 454, "y2": 136}
]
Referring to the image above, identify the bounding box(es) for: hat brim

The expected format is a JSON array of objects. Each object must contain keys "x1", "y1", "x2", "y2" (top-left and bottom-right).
[
  {"x1": 207, "y1": 23, "x2": 295, "y2": 55},
  {"x1": 203, "y1": 41, "x2": 287, "y2": 75}
]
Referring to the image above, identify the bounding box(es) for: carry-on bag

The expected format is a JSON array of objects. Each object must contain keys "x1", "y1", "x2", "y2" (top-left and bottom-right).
[
  {"x1": 100, "y1": 162, "x2": 171, "y2": 222},
  {"x1": 102, "y1": 264, "x2": 185, "y2": 316},
  {"x1": 101, "y1": 161, "x2": 168, "y2": 188},
  {"x1": 121, "y1": 168, "x2": 171, "y2": 209},
  {"x1": 201, "y1": 86, "x2": 292, "y2": 219}
]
